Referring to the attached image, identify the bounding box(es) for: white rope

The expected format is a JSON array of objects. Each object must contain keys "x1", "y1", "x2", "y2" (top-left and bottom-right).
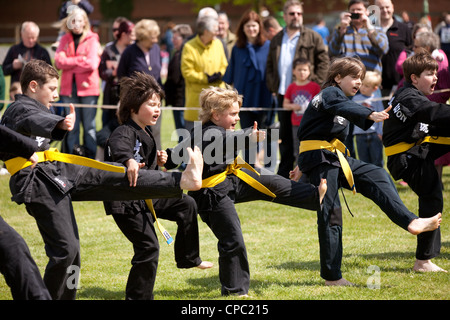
[{"x1": 1, "y1": 88, "x2": 449, "y2": 111}]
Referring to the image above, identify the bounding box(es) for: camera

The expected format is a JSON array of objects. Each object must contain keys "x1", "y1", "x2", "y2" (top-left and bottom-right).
[{"x1": 350, "y1": 13, "x2": 360, "y2": 19}]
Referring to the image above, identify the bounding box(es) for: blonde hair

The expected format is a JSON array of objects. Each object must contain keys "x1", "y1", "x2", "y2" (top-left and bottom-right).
[
  {"x1": 362, "y1": 71, "x2": 382, "y2": 88},
  {"x1": 134, "y1": 19, "x2": 160, "y2": 42},
  {"x1": 199, "y1": 86, "x2": 243, "y2": 123},
  {"x1": 62, "y1": 6, "x2": 90, "y2": 33}
]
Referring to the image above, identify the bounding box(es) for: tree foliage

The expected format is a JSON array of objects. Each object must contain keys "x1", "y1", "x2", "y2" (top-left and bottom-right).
[{"x1": 99, "y1": 0, "x2": 134, "y2": 21}]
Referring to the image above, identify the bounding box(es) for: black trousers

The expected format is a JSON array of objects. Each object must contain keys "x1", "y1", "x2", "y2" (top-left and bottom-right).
[
  {"x1": 303, "y1": 156, "x2": 417, "y2": 281},
  {"x1": 0, "y1": 215, "x2": 51, "y2": 300},
  {"x1": 197, "y1": 169, "x2": 319, "y2": 295},
  {"x1": 22, "y1": 163, "x2": 183, "y2": 300},
  {"x1": 277, "y1": 95, "x2": 295, "y2": 178},
  {"x1": 388, "y1": 144, "x2": 450, "y2": 260}
]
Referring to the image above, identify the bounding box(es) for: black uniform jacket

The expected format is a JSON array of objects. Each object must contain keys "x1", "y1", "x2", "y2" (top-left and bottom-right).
[
  {"x1": 1, "y1": 94, "x2": 68, "y2": 204},
  {"x1": 0, "y1": 125, "x2": 38, "y2": 161},
  {"x1": 103, "y1": 119, "x2": 171, "y2": 215},
  {"x1": 383, "y1": 82, "x2": 450, "y2": 178},
  {"x1": 297, "y1": 86, "x2": 374, "y2": 173},
  {"x1": 166, "y1": 121, "x2": 254, "y2": 211}
]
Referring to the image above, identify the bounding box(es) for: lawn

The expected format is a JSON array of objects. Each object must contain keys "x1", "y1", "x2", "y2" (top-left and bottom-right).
[{"x1": 0, "y1": 109, "x2": 448, "y2": 302}]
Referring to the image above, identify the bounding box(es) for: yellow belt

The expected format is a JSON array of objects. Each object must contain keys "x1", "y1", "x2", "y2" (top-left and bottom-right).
[
  {"x1": 385, "y1": 136, "x2": 450, "y2": 156},
  {"x1": 299, "y1": 138, "x2": 356, "y2": 195},
  {"x1": 5, "y1": 148, "x2": 174, "y2": 245},
  {"x1": 144, "y1": 200, "x2": 173, "y2": 245},
  {"x1": 4, "y1": 148, "x2": 126, "y2": 176},
  {"x1": 201, "y1": 156, "x2": 276, "y2": 198}
]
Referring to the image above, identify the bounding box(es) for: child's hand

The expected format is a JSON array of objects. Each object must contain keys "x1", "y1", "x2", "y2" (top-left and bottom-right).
[
  {"x1": 250, "y1": 121, "x2": 266, "y2": 143},
  {"x1": 125, "y1": 158, "x2": 145, "y2": 187},
  {"x1": 157, "y1": 150, "x2": 168, "y2": 166},
  {"x1": 59, "y1": 103, "x2": 76, "y2": 131},
  {"x1": 368, "y1": 105, "x2": 392, "y2": 123},
  {"x1": 28, "y1": 152, "x2": 39, "y2": 169},
  {"x1": 289, "y1": 165, "x2": 303, "y2": 182}
]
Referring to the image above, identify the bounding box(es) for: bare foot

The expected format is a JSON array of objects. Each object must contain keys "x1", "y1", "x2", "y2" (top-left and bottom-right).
[
  {"x1": 196, "y1": 261, "x2": 214, "y2": 269},
  {"x1": 413, "y1": 259, "x2": 447, "y2": 273},
  {"x1": 407, "y1": 213, "x2": 442, "y2": 235},
  {"x1": 319, "y1": 178, "x2": 327, "y2": 204},
  {"x1": 325, "y1": 278, "x2": 354, "y2": 286},
  {"x1": 180, "y1": 146, "x2": 204, "y2": 191}
]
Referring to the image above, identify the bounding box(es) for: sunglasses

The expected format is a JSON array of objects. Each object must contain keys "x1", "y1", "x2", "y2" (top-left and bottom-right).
[{"x1": 288, "y1": 12, "x2": 303, "y2": 16}]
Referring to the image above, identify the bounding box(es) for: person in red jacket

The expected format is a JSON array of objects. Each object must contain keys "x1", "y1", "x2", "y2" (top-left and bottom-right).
[{"x1": 55, "y1": 6, "x2": 101, "y2": 159}]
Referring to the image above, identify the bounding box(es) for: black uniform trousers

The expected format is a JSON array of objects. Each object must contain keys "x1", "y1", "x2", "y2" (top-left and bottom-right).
[
  {"x1": 21, "y1": 163, "x2": 183, "y2": 300},
  {"x1": 277, "y1": 94, "x2": 295, "y2": 178},
  {"x1": 302, "y1": 156, "x2": 417, "y2": 281},
  {"x1": 0, "y1": 215, "x2": 51, "y2": 300},
  {"x1": 195, "y1": 168, "x2": 319, "y2": 295},
  {"x1": 111, "y1": 194, "x2": 201, "y2": 300},
  {"x1": 388, "y1": 144, "x2": 450, "y2": 260}
]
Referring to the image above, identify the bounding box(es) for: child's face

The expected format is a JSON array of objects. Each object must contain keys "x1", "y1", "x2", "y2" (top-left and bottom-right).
[
  {"x1": 334, "y1": 74, "x2": 362, "y2": 96},
  {"x1": 293, "y1": 64, "x2": 310, "y2": 82},
  {"x1": 359, "y1": 82, "x2": 377, "y2": 96},
  {"x1": 132, "y1": 93, "x2": 161, "y2": 129},
  {"x1": 30, "y1": 77, "x2": 59, "y2": 109},
  {"x1": 412, "y1": 69, "x2": 437, "y2": 96},
  {"x1": 212, "y1": 101, "x2": 240, "y2": 131}
]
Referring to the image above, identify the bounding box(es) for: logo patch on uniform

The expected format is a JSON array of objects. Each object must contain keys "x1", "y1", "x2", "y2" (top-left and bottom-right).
[
  {"x1": 54, "y1": 177, "x2": 67, "y2": 188},
  {"x1": 393, "y1": 103, "x2": 407, "y2": 123},
  {"x1": 36, "y1": 136, "x2": 45, "y2": 147},
  {"x1": 311, "y1": 92, "x2": 322, "y2": 110},
  {"x1": 134, "y1": 139, "x2": 143, "y2": 163}
]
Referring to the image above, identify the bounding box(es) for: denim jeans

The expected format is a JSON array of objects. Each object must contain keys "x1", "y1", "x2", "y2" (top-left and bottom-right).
[
  {"x1": 355, "y1": 132, "x2": 384, "y2": 167},
  {"x1": 60, "y1": 86, "x2": 98, "y2": 158}
]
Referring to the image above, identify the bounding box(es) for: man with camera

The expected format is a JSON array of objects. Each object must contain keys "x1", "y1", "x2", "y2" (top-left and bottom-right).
[{"x1": 329, "y1": 0, "x2": 389, "y2": 74}]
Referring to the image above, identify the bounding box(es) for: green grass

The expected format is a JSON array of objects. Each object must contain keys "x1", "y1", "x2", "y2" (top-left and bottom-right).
[{"x1": 0, "y1": 110, "x2": 449, "y2": 301}]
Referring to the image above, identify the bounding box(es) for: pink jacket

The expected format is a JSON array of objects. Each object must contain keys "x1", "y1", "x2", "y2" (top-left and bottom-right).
[{"x1": 55, "y1": 30, "x2": 100, "y2": 97}]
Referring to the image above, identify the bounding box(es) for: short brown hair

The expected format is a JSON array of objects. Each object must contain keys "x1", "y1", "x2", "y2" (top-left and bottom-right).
[
  {"x1": 20, "y1": 59, "x2": 59, "y2": 93},
  {"x1": 118, "y1": 72, "x2": 165, "y2": 124},
  {"x1": 402, "y1": 49, "x2": 438, "y2": 84}
]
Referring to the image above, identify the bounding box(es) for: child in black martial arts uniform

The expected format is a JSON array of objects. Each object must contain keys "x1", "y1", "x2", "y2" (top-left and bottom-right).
[
  {"x1": 103, "y1": 72, "x2": 212, "y2": 300},
  {"x1": 293, "y1": 56, "x2": 442, "y2": 286},
  {"x1": 167, "y1": 86, "x2": 327, "y2": 296},
  {"x1": 383, "y1": 51, "x2": 449, "y2": 273},
  {"x1": 0, "y1": 125, "x2": 51, "y2": 300},
  {"x1": 0, "y1": 60, "x2": 203, "y2": 300}
]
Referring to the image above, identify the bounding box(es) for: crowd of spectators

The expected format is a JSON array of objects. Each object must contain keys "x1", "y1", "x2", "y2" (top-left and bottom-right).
[{"x1": 1, "y1": 0, "x2": 449, "y2": 174}]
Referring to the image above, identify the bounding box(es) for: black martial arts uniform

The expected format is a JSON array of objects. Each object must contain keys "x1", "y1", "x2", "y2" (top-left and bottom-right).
[
  {"x1": 0, "y1": 125, "x2": 51, "y2": 300},
  {"x1": 0, "y1": 94, "x2": 185, "y2": 300},
  {"x1": 169, "y1": 121, "x2": 321, "y2": 296},
  {"x1": 383, "y1": 82, "x2": 450, "y2": 261},
  {"x1": 104, "y1": 119, "x2": 202, "y2": 300},
  {"x1": 297, "y1": 86, "x2": 418, "y2": 281}
]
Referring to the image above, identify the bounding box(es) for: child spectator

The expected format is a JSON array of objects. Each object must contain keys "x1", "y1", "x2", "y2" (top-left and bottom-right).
[
  {"x1": 283, "y1": 58, "x2": 321, "y2": 165},
  {"x1": 353, "y1": 71, "x2": 384, "y2": 167}
]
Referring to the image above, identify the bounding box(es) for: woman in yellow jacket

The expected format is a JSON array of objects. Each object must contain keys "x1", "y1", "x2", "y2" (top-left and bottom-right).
[{"x1": 181, "y1": 15, "x2": 228, "y2": 131}]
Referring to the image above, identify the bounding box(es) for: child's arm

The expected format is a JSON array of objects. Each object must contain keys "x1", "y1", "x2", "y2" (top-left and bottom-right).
[
  {"x1": 367, "y1": 105, "x2": 392, "y2": 122},
  {"x1": 57, "y1": 103, "x2": 76, "y2": 131},
  {"x1": 125, "y1": 158, "x2": 145, "y2": 187},
  {"x1": 157, "y1": 150, "x2": 168, "y2": 167},
  {"x1": 283, "y1": 97, "x2": 302, "y2": 111}
]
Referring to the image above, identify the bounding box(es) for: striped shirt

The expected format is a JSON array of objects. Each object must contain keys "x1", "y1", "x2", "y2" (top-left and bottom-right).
[{"x1": 328, "y1": 26, "x2": 389, "y2": 73}]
